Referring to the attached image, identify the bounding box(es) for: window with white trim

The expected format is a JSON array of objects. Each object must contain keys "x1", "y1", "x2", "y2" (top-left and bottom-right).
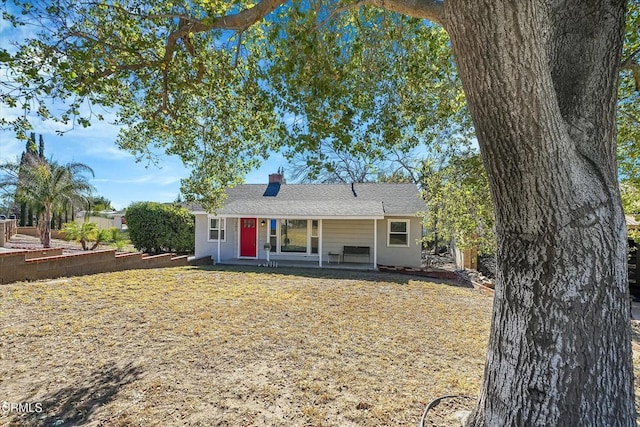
[
  {"x1": 208, "y1": 217, "x2": 226, "y2": 241},
  {"x1": 281, "y1": 219, "x2": 307, "y2": 253},
  {"x1": 311, "y1": 220, "x2": 319, "y2": 254},
  {"x1": 269, "y1": 219, "x2": 277, "y2": 252},
  {"x1": 387, "y1": 219, "x2": 409, "y2": 247}
]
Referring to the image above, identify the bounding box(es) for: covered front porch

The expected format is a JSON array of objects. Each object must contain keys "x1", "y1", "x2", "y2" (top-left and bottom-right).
[{"x1": 210, "y1": 216, "x2": 382, "y2": 270}]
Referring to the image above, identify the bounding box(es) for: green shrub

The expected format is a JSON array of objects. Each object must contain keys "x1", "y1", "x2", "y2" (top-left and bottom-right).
[
  {"x1": 108, "y1": 227, "x2": 120, "y2": 243},
  {"x1": 125, "y1": 202, "x2": 195, "y2": 254},
  {"x1": 61, "y1": 221, "x2": 108, "y2": 250},
  {"x1": 114, "y1": 240, "x2": 126, "y2": 251}
]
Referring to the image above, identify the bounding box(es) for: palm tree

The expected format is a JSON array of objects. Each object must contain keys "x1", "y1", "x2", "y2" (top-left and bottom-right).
[
  {"x1": 17, "y1": 159, "x2": 95, "y2": 248},
  {"x1": 0, "y1": 161, "x2": 20, "y2": 203}
]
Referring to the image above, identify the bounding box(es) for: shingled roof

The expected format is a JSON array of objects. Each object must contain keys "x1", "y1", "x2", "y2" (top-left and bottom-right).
[{"x1": 189, "y1": 183, "x2": 424, "y2": 218}]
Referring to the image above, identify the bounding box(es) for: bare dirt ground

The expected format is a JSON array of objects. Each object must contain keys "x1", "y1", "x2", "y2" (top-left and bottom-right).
[
  {"x1": 1, "y1": 266, "x2": 639, "y2": 426},
  {"x1": 2, "y1": 234, "x2": 118, "y2": 253},
  {"x1": 0, "y1": 266, "x2": 492, "y2": 426}
]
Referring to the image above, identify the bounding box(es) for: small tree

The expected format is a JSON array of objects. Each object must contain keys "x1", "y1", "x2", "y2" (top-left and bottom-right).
[
  {"x1": 87, "y1": 195, "x2": 113, "y2": 213},
  {"x1": 422, "y1": 151, "x2": 495, "y2": 255},
  {"x1": 621, "y1": 180, "x2": 640, "y2": 242},
  {"x1": 125, "y1": 202, "x2": 194, "y2": 254},
  {"x1": 61, "y1": 221, "x2": 110, "y2": 250}
]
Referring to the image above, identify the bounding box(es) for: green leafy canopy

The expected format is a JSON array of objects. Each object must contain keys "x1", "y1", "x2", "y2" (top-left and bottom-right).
[
  {"x1": 1, "y1": 0, "x2": 637, "y2": 214},
  {"x1": 1, "y1": 0, "x2": 469, "y2": 209},
  {"x1": 619, "y1": 2, "x2": 640, "y2": 182},
  {"x1": 617, "y1": 1, "x2": 640, "y2": 219}
]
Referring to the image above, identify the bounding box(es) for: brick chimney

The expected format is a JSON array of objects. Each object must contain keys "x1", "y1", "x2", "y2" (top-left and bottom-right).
[{"x1": 268, "y1": 167, "x2": 286, "y2": 184}]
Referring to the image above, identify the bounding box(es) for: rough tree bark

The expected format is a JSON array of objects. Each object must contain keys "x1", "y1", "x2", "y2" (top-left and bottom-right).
[
  {"x1": 39, "y1": 208, "x2": 52, "y2": 248},
  {"x1": 442, "y1": 0, "x2": 635, "y2": 424}
]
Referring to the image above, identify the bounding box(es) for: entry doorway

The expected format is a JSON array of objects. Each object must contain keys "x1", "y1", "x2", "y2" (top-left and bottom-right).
[{"x1": 240, "y1": 218, "x2": 257, "y2": 257}]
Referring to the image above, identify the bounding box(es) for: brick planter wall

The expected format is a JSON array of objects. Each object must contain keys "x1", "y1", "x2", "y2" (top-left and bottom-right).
[
  {"x1": 16, "y1": 226, "x2": 65, "y2": 240},
  {"x1": 0, "y1": 249, "x2": 211, "y2": 284},
  {"x1": 1, "y1": 220, "x2": 18, "y2": 245}
]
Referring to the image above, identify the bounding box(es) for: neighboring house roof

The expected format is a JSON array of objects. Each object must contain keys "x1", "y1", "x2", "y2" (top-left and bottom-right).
[{"x1": 188, "y1": 183, "x2": 424, "y2": 218}]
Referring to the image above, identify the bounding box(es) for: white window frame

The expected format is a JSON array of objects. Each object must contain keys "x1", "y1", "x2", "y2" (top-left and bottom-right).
[
  {"x1": 268, "y1": 218, "x2": 278, "y2": 252},
  {"x1": 310, "y1": 220, "x2": 319, "y2": 254},
  {"x1": 208, "y1": 216, "x2": 226, "y2": 242},
  {"x1": 387, "y1": 219, "x2": 410, "y2": 247}
]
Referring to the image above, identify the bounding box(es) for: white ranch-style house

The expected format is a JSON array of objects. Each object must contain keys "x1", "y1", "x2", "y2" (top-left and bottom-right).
[{"x1": 189, "y1": 173, "x2": 425, "y2": 269}]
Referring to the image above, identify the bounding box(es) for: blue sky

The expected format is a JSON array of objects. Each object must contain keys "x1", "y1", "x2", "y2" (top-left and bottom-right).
[
  {"x1": 0, "y1": 13, "x2": 286, "y2": 210},
  {"x1": 0, "y1": 126, "x2": 286, "y2": 210}
]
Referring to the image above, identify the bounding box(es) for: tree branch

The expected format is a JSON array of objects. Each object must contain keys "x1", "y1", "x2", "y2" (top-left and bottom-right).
[
  {"x1": 622, "y1": 47, "x2": 640, "y2": 68},
  {"x1": 76, "y1": 0, "x2": 446, "y2": 87},
  {"x1": 622, "y1": 47, "x2": 640, "y2": 92},
  {"x1": 196, "y1": 0, "x2": 289, "y2": 32},
  {"x1": 626, "y1": 62, "x2": 640, "y2": 92},
  {"x1": 233, "y1": 31, "x2": 244, "y2": 69},
  {"x1": 364, "y1": 0, "x2": 445, "y2": 26},
  {"x1": 312, "y1": 1, "x2": 367, "y2": 32},
  {"x1": 157, "y1": 0, "x2": 287, "y2": 79},
  {"x1": 86, "y1": 0, "x2": 285, "y2": 80}
]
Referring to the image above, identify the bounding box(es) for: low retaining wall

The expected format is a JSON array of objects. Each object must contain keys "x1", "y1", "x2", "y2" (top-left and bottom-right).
[
  {"x1": 16, "y1": 226, "x2": 65, "y2": 240},
  {"x1": 0, "y1": 220, "x2": 18, "y2": 246},
  {"x1": 0, "y1": 249, "x2": 212, "y2": 284}
]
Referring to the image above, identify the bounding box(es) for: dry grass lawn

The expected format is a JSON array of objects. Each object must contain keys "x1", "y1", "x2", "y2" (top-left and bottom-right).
[{"x1": 0, "y1": 266, "x2": 638, "y2": 426}]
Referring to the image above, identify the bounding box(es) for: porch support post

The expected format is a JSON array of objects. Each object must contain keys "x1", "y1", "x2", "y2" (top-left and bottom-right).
[
  {"x1": 216, "y1": 220, "x2": 221, "y2": 264},
  {"x1": 266, "y1": 219, "x2": 270, "y2": 263},
  {"x1": 373, "y1": 219, "x2": 378, "y2": 270},
  {"x1": 237, "y1": 218, "x2": 240, "y2": 258},
  {"x1": 319, "y1": 219, "x2": 323, "y2": 268}
]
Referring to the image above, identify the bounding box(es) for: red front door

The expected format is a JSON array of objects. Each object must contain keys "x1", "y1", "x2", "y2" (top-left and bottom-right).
[{"x1": 240, "y1": 218, "x2": 257, "y2": 257}]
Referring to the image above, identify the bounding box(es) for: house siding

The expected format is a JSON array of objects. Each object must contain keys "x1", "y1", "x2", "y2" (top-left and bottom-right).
[
  {"x1": 376, "y1": 216, "x2": 422, "y2": 268},
  {"x1": 194, "y1": 215, "x2": 238, "y2": 261},
  {"x1": 195, "y1": 215, "x2": 422, "y2": 268},
  {"x1": 322, "y1": 219, "x2": 375, "y2": 263}
]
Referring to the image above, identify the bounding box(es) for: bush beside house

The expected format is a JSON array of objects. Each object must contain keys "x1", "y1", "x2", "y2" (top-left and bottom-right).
[{"x1": 126, "y1": 202, "x2": 194, "y2": 254}]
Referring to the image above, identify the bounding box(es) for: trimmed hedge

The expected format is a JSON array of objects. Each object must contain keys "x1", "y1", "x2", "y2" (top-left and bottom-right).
[{"x1": 125, "y1": 202, "x2": 194, "y2": 254}]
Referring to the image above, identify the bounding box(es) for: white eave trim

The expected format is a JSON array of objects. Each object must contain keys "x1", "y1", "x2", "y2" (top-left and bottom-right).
[
  {"x1": 384, "y1": 213, "x2": 423, "y2": 217},
  {"x1": 213, "y1": 214, "x2": 385, "y2": 220},
  {"x1": 194, "y1": 211, "x2": 419, "y2": 219}
]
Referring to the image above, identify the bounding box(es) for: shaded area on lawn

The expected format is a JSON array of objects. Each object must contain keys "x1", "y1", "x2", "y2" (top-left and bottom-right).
[
  {"x1": 192, "y1": 264, "x2": 473, "y2": 290},
  {"x1": 13, "y1": 363, "x2": 142, "y2": 427}
]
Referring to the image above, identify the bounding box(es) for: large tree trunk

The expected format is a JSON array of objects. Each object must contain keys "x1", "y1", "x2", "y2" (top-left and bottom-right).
[
  {"x1": 444, "y1": 0, "x2": 635, "y2": 424},
  {"x1": 27, "y1": 205, "x2": 33, "y2": 226},
  {"x1": 40, "y1": 207, "x2": 52, "y2": 248},
  {"x1": 19, "y1": 202, "x2": 26, "y2": 227}
]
